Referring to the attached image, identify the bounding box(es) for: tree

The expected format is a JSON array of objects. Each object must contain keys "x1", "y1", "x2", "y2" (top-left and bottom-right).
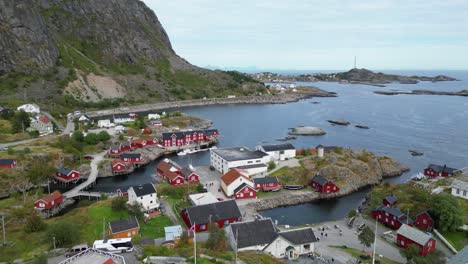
[
  {"x1": 267, "y1": 161, "x2": 276, "y2": 171},
  {"x1": 111, "y1": 197, "x2": 127, "y2": 211},
  {"x1": 348, "y1": 209, "x2": 357, "y2": 218},
  {"x1": 97, "y1": 131, "x2": 111, "y2": 142},
  {"x1": 46, "y1": 221, "x2": 80, "y2": 247},
  {"x1": 127, "y1": 202, "x2": 144, "y2": 220},
  {"x1": 25, "y1": 212, "x2": 47, "y2": 233},
  {"x1": 196, "y1": 183, "x2": 205, "y2": 193},
  {"x1": 429, "y1": 193, "x2": 463, "y2": 231},
  {"x1": 27, "y1": 159, "x2": 55, "y2": 185},
  {"x1": 206, "y1": 223, "x2": 227, "y2": 250},
  {"x1": 358, "y1": 226, "x2": 374, "y2": 249},
  {"x1": 72, "y1": 130, "x2": 84, "y2": 142},
  {"x1": 11, "y1": 110, "x2": 30, "y2": 133},
  {"x1": 84, "y1": 132, "x2": 98, "y2": 145}
]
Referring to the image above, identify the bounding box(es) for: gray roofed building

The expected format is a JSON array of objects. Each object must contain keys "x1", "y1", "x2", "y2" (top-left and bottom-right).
[
  {"x1": 229, "y1": 218, "x2": 277, "y2": 249},
  {"x1": 58, "y1": 168, "x2": 74, "y2": 175},
  {"x1": 259, "y1": 143, "x2": 295, "y2": 152},
  {"x1": 236, "y1": 164, "x2": 268, "y2": 170},
  {"x1": 130, "y1": 183, "x2": 156, "y2": 197},
  {"x1": 120, "y1": 153, "x2": 142, "y2": 159},
  {"x1": 451, "y1": 179, "x2": 468, "y2": 191},
  {"x1": 58, "y1": 248, "x2": 125, "y2": 264},
  {"x1": 109, "y1": 216, "x2": 139, "y2": 234},
  {"x1": 427, "y1": 164, "x2": 458, "y2": 174},
  {"x1": 397, "y1": 224, "x2": 433, "y2": 246},
  {"x1": 384, "y1": 194, "x2": 398, "y2": 205},
  {"x1": 277, "y1": 228, "x2": 318, "y2": 245},
  {"x1": 180, "y1": 167, "x2": 195, "y2": 178},
  {"x1": 184, "y1": 200, "x2": 242, "y2": 225},
  {"x1": 211, "y1": 147, "x2": 268, "y2": 162},
  {"x1": 311, "y1": 175, "x2": 329, "y2": 186},
  {"x1": 373, "y1": 205, "x2": 414, "y2": 225},
  {"x1": 253, "y1": 177, "x2": 279, "y2": 185}
]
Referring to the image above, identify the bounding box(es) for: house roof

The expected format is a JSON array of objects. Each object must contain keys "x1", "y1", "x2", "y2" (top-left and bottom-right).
[
  {"x1": 121, "y1": 153, "x2": 142, "y2": 158},
  {"x1": 166, "y1": 171, "x2": 183, "y2": 181},
  {"x1": 311, "y1": 175, "x2": 330, "y2": 186},
  {"x1": 180, "y1": 167, "x2": 196, "y2": 177},
  {"x1": 58, "y1": 168, "x2": 75, "y2": 175},
  {"x1": 0, "y1": 159, "x2": 16, "y2": 165},
  {"x1": 233, "y1": 183, "x2": 254, "y2": 194},
  {"x1": 111, "y1": 159, "x2": 126, "y2": 167},
  {"x1": 427, "y1": 164, "x2": 458, "y2": 174},
  {"x1": 384, "y1": 194, "x2": 398, "y2": 204},
  {"x1": 397, "y1": 224, "x2": 433, "y2": 246},
  {"x1": 253, "y1": 177, "x2": 279, "y2": 185},
  {"x1": 130, "y1": 183, "x2": 156, "y2": 197},
  {"x1": 451, "y1": 179, "x2": 468, "y2": 191},
  {"x1": 259, "y1": 143, "x2": 295, "y2": 152},
  {"x1": 38, "y1": 191, "x2": 62, "y2": 204},
  {"x1": 447, "y1": 245, "x2": 468, "y2": 264},
  {"x1": 221, "y1": 169, "x2": 251, "y2": 186},
  {"x1": 38, "y1": 117, "x2": 50, "y2": 124},
  {"x1": 277, "y1": 228, "x2": 318, "y2": 245},
  {"x1": 373, "y1": 205, "x2": 414, "y2": 225},
  {"x1": 184, "y1": 200, "x2": 242, "y2": 225},
  {"x1": 212, "y1": 147, "x2": 268, "y2": 162},
  {"x1": 188, "y1": 193, "x2": 218, "y2": 206},
  {"x1": 103, "y1": 258, "x2": 116, "y2": 264},
  {"x1": 110, "y1": 146, "x2": 121, "y2": 151},
  {"x1": 416, "y1": 211, "x2": 433, "y2": 221},
  {"x1": 230, "y1": 218, "x2": 277, "y2": 249},
  {"x1": 109, "y1": 216, "x2": 139, "y2": 234},
  {"x1": 236, "y1": 164, "x2": 268, "y2": 170},
  {"x1": 121, "y1": 141, "x2": 131, "y2": 147},
  {"x1": 162, "y1": 131, "x2": 185, "y2": 140}
]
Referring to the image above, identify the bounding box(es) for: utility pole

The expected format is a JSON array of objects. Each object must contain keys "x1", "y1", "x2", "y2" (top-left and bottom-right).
[
  {"x1": 1, "y1": 215, "x2": 5, "y2": 245},
  {"x1": 53, "y1": 236, "x2": 56, "y2": 250},
  {"x1": 372, "y1": 217, "x2": 377, "y2": 264},
  {"x1": 235, "y1": 229, "x2": 238, "y2": 264}
]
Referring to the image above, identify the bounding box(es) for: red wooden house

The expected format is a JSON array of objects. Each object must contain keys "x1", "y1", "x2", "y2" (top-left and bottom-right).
[
  {"x1": 108, "y1": 145, "x2": 122, "y2": 157},
  {"x1": 181, "y1": 200, "x2": 242, "y2": 232},
  {"x1": 181, "y1": 168, "x2": 200, "y2": 183},
  {"x1": 120, "y1": 141, "x2": 132, "y2": 152},
  {"x1": 142, "y1": 137, "x2": 157, "y2": 146},
  {"x1": 310, "y1": 175, "x2": 339, "y2": 193},
  {"x1": 166, "y1": 171, "x2": 185, "y2": 185},
  {"x1": 383, "y1": 194, "x2": 398, "y2": 207},
  {"x1": 0, "y1": 159, "x2": 17, "y2": 169},
  {"x1": 34, "y1": 191, "x2": 63, "y2": 210},
  {"x1": 424, "y1": 164, "x2": 458, "y2": 178},
  {"x1": 233, "y1": 183, "x2": 257, "y2": 199},
  {"x1": 397, "y1": 224, "x2": 436, "y2": 256},
  {"x1": 112, "y1": 159, "x2": 130, "y2": 173},
  {"x1": 253, "y1": 177, "x2": 282, "y2": 191},
  {"x1": 55, "y1": 168, "x2": 80, "y2": 183},
  {"x1": 371, "y1": 205, "x2": 413, "y2": 230},
  {"x1": 414, "y1": 211, "x2": 434, "y2": 231},
  {"x1": 130, "y1": 138, "x2": 147, "y2": 148},
  {"x1": 141, "y1": 127, "x2": 152, "y2": 135},
  {"x1": 161, "y1": 129, "x2": 219, "y2": 147},
  {"x1": 120, "y1": 153, "x2": 144, "y2": 164},
  {"x1": 156, "y1": 159, "x2": 181, "y2": 178}
]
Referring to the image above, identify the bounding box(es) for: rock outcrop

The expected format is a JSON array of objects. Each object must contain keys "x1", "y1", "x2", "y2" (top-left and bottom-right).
[{"x1": 289, "y1": 126, "x2": 327, "y2": 136}]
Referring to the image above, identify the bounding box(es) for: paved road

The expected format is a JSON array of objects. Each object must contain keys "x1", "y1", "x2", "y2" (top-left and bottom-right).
[{"x1": 63, "y1": 151, "x2": 106, "y2": 198}]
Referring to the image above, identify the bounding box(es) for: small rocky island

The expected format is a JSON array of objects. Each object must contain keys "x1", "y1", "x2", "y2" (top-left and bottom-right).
[
  {"x1": 251, "y1": 68, "x2": 457, "y2": 86},
  {"x1": 289, "y1": 126, "x2": 326, "y2": 136},
  {"x1": 251, "y1": 147, "x2": 410, "y2": 211},
  {"x1": 375, "y1": 89, "x2": 468, "y2": 97}
]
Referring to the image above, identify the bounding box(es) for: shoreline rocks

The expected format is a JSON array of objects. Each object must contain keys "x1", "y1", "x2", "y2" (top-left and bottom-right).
[
  {"x1": 375, "y1": 89, "x2": 468, "y2": 97},
  {"x1": 288, "y1": 126, "x2": 326, "y2": 136},
  {"x1": 327, "y1": 119, "x2": 350, "y2": 126}
]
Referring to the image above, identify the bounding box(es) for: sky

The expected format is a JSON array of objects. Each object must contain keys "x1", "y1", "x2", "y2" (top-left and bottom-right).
[{"x1": 142, "y1": 0, "x2": 468, "y2": 70}]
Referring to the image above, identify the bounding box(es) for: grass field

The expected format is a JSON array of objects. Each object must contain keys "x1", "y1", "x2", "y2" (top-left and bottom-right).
[{"x1": 439, "y1": 229, "x2": 468, "y2": 251}]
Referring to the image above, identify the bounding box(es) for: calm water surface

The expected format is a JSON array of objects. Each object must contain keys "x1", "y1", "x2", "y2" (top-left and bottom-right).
[{"x1": 89, "y1": 70, "x2": 468, "y2": 225}]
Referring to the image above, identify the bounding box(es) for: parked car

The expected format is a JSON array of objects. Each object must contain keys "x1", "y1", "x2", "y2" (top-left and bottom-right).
[
  {"x1": 217, "y1": 197, "x2": 224, "y2": 201},
  {"x1": 84, "y1": 155, "x2": 94, "y2": 160},
  {"x1": 65, "y1": 243, "x2": 89, "y2": 257}
]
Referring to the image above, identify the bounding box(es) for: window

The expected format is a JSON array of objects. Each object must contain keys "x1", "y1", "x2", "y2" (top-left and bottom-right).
[
  {"x1": 248, "y1": 161, "x2": 253, "y2": 164},
  {"x1": 140, "y1": 197, "x2": 143, "y2": 200},
  {"x1": 391, "y1": 221, "x2": 394, "y2": 225},
  {"x1": 423, "y1": 219, "x2": 427, "y2": 224},
  {"x1": 464, "y1": 190, "x2": 467, "y2": 196},
  {"x1": 304, "y1": 244, "x2": 310, "y2": 251},
  {"x1": 150, "y1": 201, "x2": 153, "y2": 204},
  {"x1": 401, "y1": 240, "x2": 405, "y2": 245},
  {"x1": 457, "y1": 189, "x2": 460, "y2": 194},
  {"x1": 127, "y1": 232, "x2": 131, "y2": 237},
  {"x1": 428, "y1": 241, "x2": 432, "y2": 246},
  {"x1": 201, "y1": 225, "x2": 206, "y2": 230}
]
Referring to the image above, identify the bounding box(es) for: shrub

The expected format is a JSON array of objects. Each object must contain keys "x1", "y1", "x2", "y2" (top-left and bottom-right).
[
  {"x1": 46, "y1": 221, "x2": 80, "y2": 247},
  {"x1": 24, "y1": 213, "x2": 47, "y2": 233},
  {"x1": 111, "y1": 197, "x2": 127, "y2": 211},
  {"x1": 267, "y1": 162, "x2": 276, "y2": 171},
  {"x1": 348, "y1": 210, "x2": 357, "y2": 218}
]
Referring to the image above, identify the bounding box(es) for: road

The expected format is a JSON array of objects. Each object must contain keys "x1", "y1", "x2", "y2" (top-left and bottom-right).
[
  {"x1": 0, "y1": 115, "x2": 74, "y2": 148},
  {"x1": 63, "y1": 151, "x2": 106, "y2": 198}
]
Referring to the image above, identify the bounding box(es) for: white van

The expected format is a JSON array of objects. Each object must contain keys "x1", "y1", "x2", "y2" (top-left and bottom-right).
[{"x1": 93, "y1": 238, "x2": 133, "y2": 253}]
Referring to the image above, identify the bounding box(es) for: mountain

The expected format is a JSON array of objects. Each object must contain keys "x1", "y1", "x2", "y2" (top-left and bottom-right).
[{"x1": 0, "y1": 0, "x2": 264, "y2": 109}]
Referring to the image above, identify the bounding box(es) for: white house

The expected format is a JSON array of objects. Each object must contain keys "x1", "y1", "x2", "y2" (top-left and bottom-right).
[
  {"x1": 220, "y1": 168, "x2": 255, "y2": 198},
  {"x1": 127, "y1": 183, "x2": 160, "y2": 212},
  {"x1": 226, "y1": 218, "x2": 277, "y2": 252},
  {"x1": 210, "y1": 147, "x2": 270, "y2": 175},
  {"x1": 263, "y1": 228, "x2": 318, "y2": 259},
  {"x1": 451, "y1": 179, "x2": 468, "y2": 200},
  {"x1": 256, "y1": 143, "x2": 296, "y2": 162},
  {"x1": 78, "y1": 114, "x2": 89, "y2": 122},
  {"x1": 113, "y1": 114, "x2": 134, "y2": 124},
  {"x1": 17, "y1": 103, "x2": 40, "y2": 113},
  {"x1": 97, "y1": 119, "x2": 113, "y2": 128},
  {"x1": 148, "y1": 113, "x2": 161, "y2": 120}
]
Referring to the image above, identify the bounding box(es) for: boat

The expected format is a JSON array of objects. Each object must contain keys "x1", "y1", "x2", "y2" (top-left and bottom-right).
[
  {"x1": 408, "y1": 150, "x2": 423, "y2": 156},
  {"x1": 355, "y1": 125, "x2": 370, "y2": 129},
  {"x1": 177, "y1": 149, "x2": 191, "y2": 156},
  {"x1": 283, "y1": 184, "x2": 304, "y2": 190},
  {"x1": 410, "y1": 172, "x2": 425, "y2": 181},
  {"x1": 348, "y1": 217, "x2": 355, "y2": 228}
]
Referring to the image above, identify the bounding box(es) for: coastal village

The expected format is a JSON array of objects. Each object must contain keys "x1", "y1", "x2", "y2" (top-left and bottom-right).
[{"x1": 0, "y1": 103, "x2": 466, "y2": 264}]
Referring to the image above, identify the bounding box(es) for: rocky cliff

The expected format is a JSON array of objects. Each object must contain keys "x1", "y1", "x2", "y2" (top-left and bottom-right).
[{"x1": 0, "y1": 0, "x2": 264, "y2": 106}]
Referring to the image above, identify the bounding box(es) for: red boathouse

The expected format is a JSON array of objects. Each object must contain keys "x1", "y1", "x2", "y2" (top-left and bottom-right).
[
  {"x1": 397, "y1": 224, "x2": 436, "y2": 256},
  {"x1": 34, "y1": 191, "x2": 64, "y2": 210},
  {"x1": 383, "y1": 194, "x2": 398, "y2": 207},
  {"x1": 253, "y1": 176, "x2": 282, "y2": 191},
  {"x1": 310, "y1": 175, "x2": 339, "y2": 193},
  {"x1": 424, "y1": 164, "x2": 458, "y2": 178},
  {"x1": 181, "y1": 200, "x2": 242, "y2": 232},
  {"x1": 0, "y1": 159, "x2": 17, "y2": 169},
  {"x1": 371, "y1": 205, "x2": 413, "y2": 230},
  {"x1": 55, "y1": 168, "x2": 80, "y2": 183},
  {"x1": 414, "y1": 211, "x2": 434, "y2": 231}
]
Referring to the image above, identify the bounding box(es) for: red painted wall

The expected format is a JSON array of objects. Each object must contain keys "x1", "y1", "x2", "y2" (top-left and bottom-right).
[
  {"x1": 415, "y1": 213, "x2": 433, "y2": 231},
  {"x1": 234, "y1": 185, "x2": 257, "y2": 199},
  {"x1": 396, "y1": 234, "x2": 436, "y2": 256}
]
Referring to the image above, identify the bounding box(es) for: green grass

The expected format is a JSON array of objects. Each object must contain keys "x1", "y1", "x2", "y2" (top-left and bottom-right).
[
  {"x1": 238, "y1": 251, "x2": 283, "y2": 264},
  {"x1": 330, "y1": 245, "x2": 400, "y2": 264},
  {"x1": 439, "y1": 230, "x2": 468, "y2": 251},
  {"x1": 269, "y1": 165, "x2": 310, "y2": 185}
]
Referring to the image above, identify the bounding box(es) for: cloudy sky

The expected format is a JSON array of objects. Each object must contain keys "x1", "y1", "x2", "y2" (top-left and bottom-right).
[{"x1": 142, "y1": 0, "x2": 468, "y2": 70}]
